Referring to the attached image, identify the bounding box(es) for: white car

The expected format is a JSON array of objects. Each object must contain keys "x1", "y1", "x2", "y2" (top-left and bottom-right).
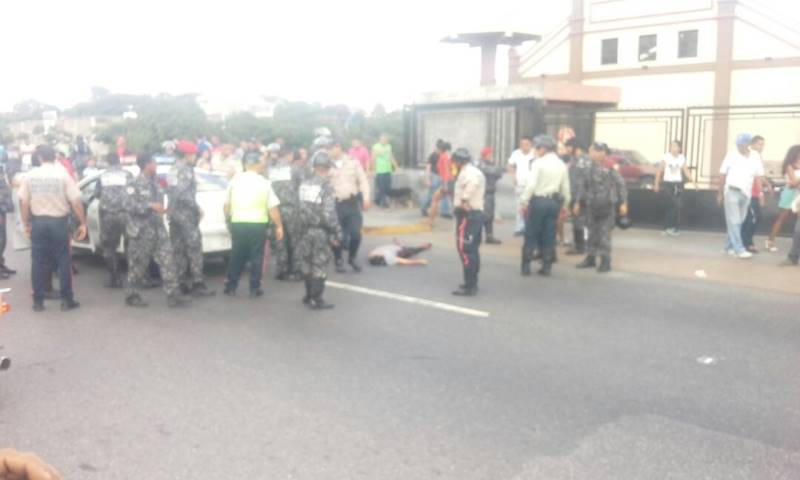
[{"x1": 73, "y1": 168, "x2": 231, "y2": 256}]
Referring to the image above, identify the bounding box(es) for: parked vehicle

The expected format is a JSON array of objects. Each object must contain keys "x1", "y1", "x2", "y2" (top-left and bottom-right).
[
  {"x1": 71, "y1": 169, "x2": 231, "y2": 257},
  {"x1": 607, "y1": 149, "x2": 660, "y2": 189}
]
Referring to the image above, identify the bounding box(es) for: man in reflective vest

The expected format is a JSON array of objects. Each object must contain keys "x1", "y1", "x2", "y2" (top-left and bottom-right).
[{"x1": 223, "y1": 150, "x2": 284, "y2": 298}]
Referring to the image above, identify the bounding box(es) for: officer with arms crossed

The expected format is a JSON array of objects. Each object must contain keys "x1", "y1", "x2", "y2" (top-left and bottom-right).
[
  {"x1": 18, "y1": 144, "x2": 87, "y2": 312},
  {"x1": 223, "y1": 150, "x2": 284, "y2": 297},
  {"x1": 574, "y1": 142, "x2": 628, "y2": 273},
  {"x1": 94, "y1": 152, "x2": 133, "y2": 288},
  {"x1": 519, "y1": 135, "x2": 571, "y2": 277},
  {"x1": 451, "y1": 148, "x2": 486, "y2": 296},
  {"x1": 124, "y1": 154, "x2": 188, "y2": 308},
  {"x1": 297, "y1": 151, "x2": 343, "y2": 310},
  {"x1": 166, "y1": 140, "x2": 215, "y2": 297},
  {"x1": 329, "y1": 139, "x2": 370, "y2": 273}
]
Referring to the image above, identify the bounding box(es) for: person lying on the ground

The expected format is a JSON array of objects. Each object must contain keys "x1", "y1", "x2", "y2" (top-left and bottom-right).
[{"x1": 368, "y1": 241, "x2": 432, "y2": 266}]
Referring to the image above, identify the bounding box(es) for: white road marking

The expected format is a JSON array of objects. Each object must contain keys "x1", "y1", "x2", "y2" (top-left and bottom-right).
[{"x1": 326, "y1": 281, "x2": 490, "y2": 318}]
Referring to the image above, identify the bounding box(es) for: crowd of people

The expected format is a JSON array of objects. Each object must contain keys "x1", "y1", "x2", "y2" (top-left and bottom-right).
[
  {"x1": 1, "y1": 125, "x2": 799, "y2": 310},
  {"x1": 3, "y1": 130, "x2": 399, "y2": 311}
]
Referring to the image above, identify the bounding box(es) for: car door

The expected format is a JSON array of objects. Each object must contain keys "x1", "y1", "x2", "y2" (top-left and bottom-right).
[
  {"x1": 10, "y1": 189, "x2": 30, "y2": 251},
  {"x1": 74, "y1": 178, "x2": 100, "y2": 253}
]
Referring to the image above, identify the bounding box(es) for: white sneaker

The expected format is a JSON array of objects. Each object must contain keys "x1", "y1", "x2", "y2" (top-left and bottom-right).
[
  {"x1": 726, "y1": 249, "x2": 736, "y2": 256},
  {"x1": 738, "y1": 251, "x2": 754, "y2": 259}
]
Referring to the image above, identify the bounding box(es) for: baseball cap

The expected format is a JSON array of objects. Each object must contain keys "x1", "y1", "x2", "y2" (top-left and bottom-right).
[{"x1": 736, "y1": 133, "x2": 753, "y2": 146}]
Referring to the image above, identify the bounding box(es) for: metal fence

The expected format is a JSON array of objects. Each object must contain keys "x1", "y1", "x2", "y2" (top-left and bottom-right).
[{"x1": 596, "y1": 105, "x2": 800, "y2": 187}]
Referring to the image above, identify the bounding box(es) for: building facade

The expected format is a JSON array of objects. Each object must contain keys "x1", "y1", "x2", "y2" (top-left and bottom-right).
[{"x1": 515, "y1": 0, "x2": 800, "y2": 183}]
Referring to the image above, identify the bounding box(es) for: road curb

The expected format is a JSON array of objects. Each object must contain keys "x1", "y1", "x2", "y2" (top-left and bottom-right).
[{"x1": 362, "y1": 224, "x2": 433, "y2": 236}]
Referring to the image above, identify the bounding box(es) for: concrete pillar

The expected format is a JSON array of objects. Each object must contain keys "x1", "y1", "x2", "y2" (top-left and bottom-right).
[
  {"x1": 569, "y1": 0, "x2": 585, "y2": 82},
  {"x1": 711, "y1": 0, "x2": 737, "y2": 180},
  {"x1": 508, "y1": 47, "x2": 521, "y2": 84},
  {"x1": 480, "y1": 43, "x2": 497, "y2": 86}
]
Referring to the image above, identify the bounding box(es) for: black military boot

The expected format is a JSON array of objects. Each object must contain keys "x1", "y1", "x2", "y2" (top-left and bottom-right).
[
  {"x1": 125, "y1": 294, "x2": 148, "y2": 308},
  {"x1": 453, "y1": 271, "x2": 477, "y2": 296},
  {"x1": 576, "y1": 255, "x2": 596, "y2": 269},
  {"x1": 538, "y1": 256, "x2": 552, "y2": 277},
  {"x1": 0, "y1": 264, "x2": 16, "y2": 275},
  {"x1": 167, "y1": 294, "x2": 190, "y2": 308},
  {"x1": 597, "y1": 256, "x2": 612, "y2": 273},
  {"x1": 567, "y1": 229, "x2": 586, "y2": 255},
  {"x1": 310, "y1": 278, "x2": 334, "y2": 310},
  {"x1": 104, "y1": 260, "x2": 122, "y2": 288},
  {"x1": 190, "y1": 282, "x2": 216, "y2": 297},
  {"x1": 334, "y1": 258, "x2": 347, "y2": 274},
  {"x1": 521, "y1": 248, "x2": 533, "y2": 276}
]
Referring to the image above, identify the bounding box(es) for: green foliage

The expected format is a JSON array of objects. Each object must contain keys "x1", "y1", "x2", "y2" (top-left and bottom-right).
[
  {"x1": 96, "y1": 94, "x2": 210, "y2": 153},
  {"x1": 220, "y1": 112, "x2": 272, "y2": 145},
  {"x1": 86, "y1": 93, "x2": 406, "y2": 161}
]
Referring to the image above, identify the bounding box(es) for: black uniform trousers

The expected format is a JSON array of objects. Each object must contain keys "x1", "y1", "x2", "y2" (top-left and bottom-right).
[
  {"x1": 455, "y1": 209, "x2": 483, "y2": 289},
  {"x1": 334, "y1": 197, "x2": 363, "y2": 262},
  {"x1": 226, "y1": 222, "x2": 268, "y2": 292},
  {"x1": 524, "y1": 197, "x2": 560, "y2": 263},
  {"x1": 483, "y1": 191, "x2": 496, "y2": 238},
  {"x1": 31, "y1": 216, "x2": 73, "y2": 304},
  {"x1": 0, "y1": 212, "x2": 6, "y2": 266}
]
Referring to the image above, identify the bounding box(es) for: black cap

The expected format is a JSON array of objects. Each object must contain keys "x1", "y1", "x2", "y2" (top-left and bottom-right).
[{"x1": 452, "y1": 148, "x2": 472, "y2": 164}]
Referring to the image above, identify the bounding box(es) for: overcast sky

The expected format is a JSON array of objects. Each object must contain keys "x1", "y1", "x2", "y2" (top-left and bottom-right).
[
  {"x1": 0, "y1": 0, "x2": 565, "y2": 113},
  {"x1": 2, "y1": 0, "x2": 798, "y2": 114}
]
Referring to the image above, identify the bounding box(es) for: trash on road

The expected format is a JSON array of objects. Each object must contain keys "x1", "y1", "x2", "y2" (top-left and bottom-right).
[
  {"x1": 696, "y1": 356, "x2": 717, "y2": 365},
  {"x1": 694, "y1": 270, "x2": 708, "y2": 279}
]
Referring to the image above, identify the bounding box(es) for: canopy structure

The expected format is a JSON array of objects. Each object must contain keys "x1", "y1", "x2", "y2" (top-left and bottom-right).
[{"x1": 442, "y1": 31, "x2": 541, "y2": 86}]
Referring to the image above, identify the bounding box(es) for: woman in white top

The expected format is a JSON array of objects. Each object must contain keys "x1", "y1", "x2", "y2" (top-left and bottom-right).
[
  {"x1": 768, "y1": 145, "x2": 800, "y2": 252},
  {"x1": 654, "y1": 140, "x2": 693, "y2": 235}
]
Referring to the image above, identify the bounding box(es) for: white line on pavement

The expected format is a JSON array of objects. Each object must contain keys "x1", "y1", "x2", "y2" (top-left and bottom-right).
[{"x1": 326, "y1": 281, "x2": 491, "y2": 318}]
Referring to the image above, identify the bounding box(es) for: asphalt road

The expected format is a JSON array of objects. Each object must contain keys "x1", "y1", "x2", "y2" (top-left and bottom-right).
[{"x1": 1, "y1": 232, "x2": 798, "y2": 479}]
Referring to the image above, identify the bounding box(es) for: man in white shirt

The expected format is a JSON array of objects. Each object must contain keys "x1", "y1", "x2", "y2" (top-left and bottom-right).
[
  {"x1": 518, "y1": 135, "x2": 571, "y2": 277},
  {"x1": 507, "y1": 137, "x2": 534, "y2": 235},
  {"x1": 718, "y1": 133, "x2": 764, "y2": 259}
]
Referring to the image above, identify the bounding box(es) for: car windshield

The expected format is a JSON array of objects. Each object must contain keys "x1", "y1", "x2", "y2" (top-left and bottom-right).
[{"x1": 195, "y1": 172, "x2": 228, "y2": 192}]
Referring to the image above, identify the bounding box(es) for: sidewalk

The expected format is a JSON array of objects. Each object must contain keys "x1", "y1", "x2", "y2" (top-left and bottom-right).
[{"x1": 364, "y1": 207, "x2": 800, "y2": 296}]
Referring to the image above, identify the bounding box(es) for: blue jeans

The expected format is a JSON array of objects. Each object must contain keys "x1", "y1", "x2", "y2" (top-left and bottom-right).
[
  {"x1": 421, "y1": 174, "x2": 452, "y2": 216},
  {"x1": 724, "y1": 188, "x2": 749, "y2": 254},
  {"x1": 375, "y1": 173, "x2": 392, "y2": 207}
]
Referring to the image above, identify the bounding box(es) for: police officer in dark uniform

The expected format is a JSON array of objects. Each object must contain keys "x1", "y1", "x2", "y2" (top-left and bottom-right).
[
  {"x1": 562, "y1": 138, "x2": 591, "y2": 255},
  {"x1": 0, "y1": 148, "x2": 16, "y2": 278},
  {"x1": 94, "y1": 152, "x2": 133, "y2": 288},
  {"x1": 477, "y1": 147, "x2": 504, "y2": 244},
  {"x1": 574, "y1": 142, "x2": 628, "y2": 273},
  {"x1": 124, "y1": 154, "x2": 188, "y2": 308},
  {"x1": 265, "y1": 144, "x2": 304, "y2": 280},
  {"x1": 451, "y1": 148, "x2": 486, "y2": 296},
  {"x1": 166, "y1": 140, "x2": 215, "y2": 297},
  {"x1": 296, "y1": 151, "x2": 342, "y2": 310}
]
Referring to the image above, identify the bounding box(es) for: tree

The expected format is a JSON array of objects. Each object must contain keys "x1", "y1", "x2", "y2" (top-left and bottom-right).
[
  {"x1": 91, "y1": 86, "x2": 111, "y2": 101},
  {"x1": 96, "y1": 94, "x2": 210, "y2": 153},
  {"x1": 221, "y1": 112, "x2": 272, "y2": 144}
]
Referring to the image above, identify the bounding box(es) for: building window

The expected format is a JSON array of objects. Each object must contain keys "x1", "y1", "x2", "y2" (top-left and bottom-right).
[
  {"x1": 638, "y1": 34, "x2": 657, "y2": 62},
  {"x1": 679, "y1": 30, "x2": 698, "y2": 58},
  {"x1": 601, "y1": 38, "x2": 618, "y2": 65}
]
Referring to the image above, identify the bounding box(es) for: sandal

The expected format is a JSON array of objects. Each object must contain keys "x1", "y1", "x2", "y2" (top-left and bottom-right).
[{"x1": 764, "y1": 240, "x2": 778, "y2": 253}]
